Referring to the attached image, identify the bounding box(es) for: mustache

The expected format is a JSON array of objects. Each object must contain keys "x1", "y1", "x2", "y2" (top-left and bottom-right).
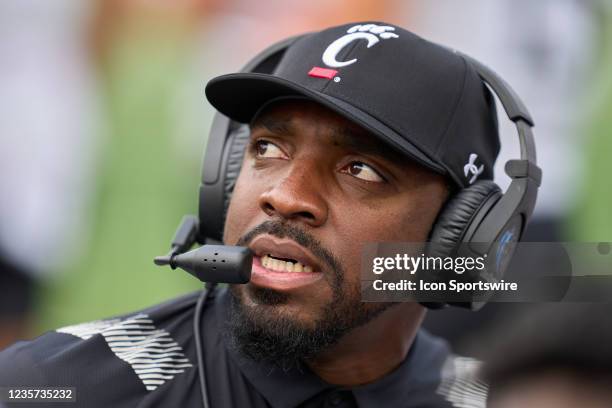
[{"x1": 235, "y1": 220, "x2": 343, "y2": 279}]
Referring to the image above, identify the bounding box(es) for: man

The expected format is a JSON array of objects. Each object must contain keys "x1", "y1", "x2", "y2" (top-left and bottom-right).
[{"x1": 0, "y1": 22, "x2": 498, "y2": 407}]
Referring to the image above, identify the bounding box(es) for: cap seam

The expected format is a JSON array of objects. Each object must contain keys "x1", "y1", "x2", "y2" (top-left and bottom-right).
[{"x1": 433, "y1": 55, "x2": 468, "y2": 157}]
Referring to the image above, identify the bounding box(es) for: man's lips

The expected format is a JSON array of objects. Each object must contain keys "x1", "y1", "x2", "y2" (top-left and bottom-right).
[
  {"x1": 248, "y1": 234, "x2": 324, "y2": 291},
  {"x1": 248, "y1": 235, "x2": 322, "y2": 272},
  {"x1": 250, "y1": 255, "x2": 324, "y2": 291}
]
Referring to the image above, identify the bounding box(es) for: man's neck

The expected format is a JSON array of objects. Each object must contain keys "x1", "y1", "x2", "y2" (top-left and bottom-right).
[{"x1": 306, "y1": 303, "x2": 425, "y2": 386}]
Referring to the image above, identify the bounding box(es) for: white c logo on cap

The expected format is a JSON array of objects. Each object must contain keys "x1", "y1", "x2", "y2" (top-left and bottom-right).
[{"x1": 322, "y1": 24, "x2": 399, "y2": 68}]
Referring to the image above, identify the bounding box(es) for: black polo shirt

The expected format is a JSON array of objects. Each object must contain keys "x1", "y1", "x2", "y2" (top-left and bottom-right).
[{"x1": 0, "y1": 288, "x2": 487, "y2": 407}]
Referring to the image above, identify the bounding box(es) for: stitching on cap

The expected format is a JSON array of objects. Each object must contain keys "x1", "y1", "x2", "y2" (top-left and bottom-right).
[{"x1": 433, "y1": 55, "x2": 468, "y2": 156}]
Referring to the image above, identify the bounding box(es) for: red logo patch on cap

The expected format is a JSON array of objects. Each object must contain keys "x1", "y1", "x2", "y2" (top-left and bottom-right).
[{"x1": 308, "y1": 66, "x2": 338, "y2": 79}]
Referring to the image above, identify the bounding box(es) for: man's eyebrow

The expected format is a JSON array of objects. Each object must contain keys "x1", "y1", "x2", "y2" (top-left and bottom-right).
[
  {"x1": 250, "y1": 114, "x2": 404, "y2": 164},
  {"x1": 250, "y1": 115, "x2": 294, "y2": 136},
  {"x1": 331, "y1": 126, "x2": 403, "y2": 162}
]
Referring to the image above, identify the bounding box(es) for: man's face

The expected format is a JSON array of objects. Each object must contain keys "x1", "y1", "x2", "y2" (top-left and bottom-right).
[{"x1": 222, "y1": 99, "x2": 448, "y2": 364}]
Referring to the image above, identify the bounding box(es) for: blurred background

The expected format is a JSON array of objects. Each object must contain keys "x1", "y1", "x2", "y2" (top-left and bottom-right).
[{"x1": 0, "y1": 0, "x2": 611, "y2": 353}]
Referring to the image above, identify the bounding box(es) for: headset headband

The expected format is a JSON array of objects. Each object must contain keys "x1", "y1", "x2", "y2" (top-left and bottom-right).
[{"x1": 454, "y1": 53, "x2": 541, "y2": 250}]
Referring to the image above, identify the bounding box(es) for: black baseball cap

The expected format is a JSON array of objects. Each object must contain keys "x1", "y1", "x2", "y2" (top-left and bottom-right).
[{"x1": 205, "y1": 22, "x2": 500, "y2": 188}]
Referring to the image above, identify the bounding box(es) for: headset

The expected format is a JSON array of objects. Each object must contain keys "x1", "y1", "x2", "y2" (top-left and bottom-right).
[{"x1": 170, "y1": 33, "x2": 541, "y2": 408}]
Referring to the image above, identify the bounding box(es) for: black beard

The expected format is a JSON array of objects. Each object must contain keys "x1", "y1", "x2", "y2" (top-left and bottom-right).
[{"x1": 223, "y1": 220, "x2": 394, "y2": 370}]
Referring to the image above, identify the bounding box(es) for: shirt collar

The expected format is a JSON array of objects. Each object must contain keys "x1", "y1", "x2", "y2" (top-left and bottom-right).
[
  {"x1": 216, "y1": 289, "x2": 450, "y2": 408},
  {"x1": 351, "y1": 331, "x2": 451, "y2": 408}
]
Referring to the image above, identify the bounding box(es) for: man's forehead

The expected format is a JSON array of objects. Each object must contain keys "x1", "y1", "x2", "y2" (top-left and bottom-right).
[{"x1": 250, "y1": 100, "x2": 405, "y2": 162}]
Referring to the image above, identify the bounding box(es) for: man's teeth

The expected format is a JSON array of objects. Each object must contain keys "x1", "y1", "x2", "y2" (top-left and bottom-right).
[{"x1": 261, "y1": 254, "x2": 314, "y2": 273}]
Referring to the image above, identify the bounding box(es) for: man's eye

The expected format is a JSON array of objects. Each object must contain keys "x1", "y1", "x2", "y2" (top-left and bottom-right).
[
  {"x1": 254, "y1": 140, "x2": 285, "y2": 159},
  {"x1": 342, "y1": 162, "x2": 385, "y2": 183}
]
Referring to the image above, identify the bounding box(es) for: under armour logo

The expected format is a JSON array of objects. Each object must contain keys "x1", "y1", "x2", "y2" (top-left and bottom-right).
[{"x1": 463, "y1": 153, "x2": 484, "y2": 184}]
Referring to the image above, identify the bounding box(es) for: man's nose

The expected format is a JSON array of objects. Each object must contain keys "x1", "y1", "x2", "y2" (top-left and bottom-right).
[{"x1": 258, "y1": 161, "x2": 328, "y2": 227}]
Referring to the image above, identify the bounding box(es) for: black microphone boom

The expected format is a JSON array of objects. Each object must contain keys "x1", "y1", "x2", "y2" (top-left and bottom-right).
[
  {"x1": 154, "y1": 216, "x2": 253, "y2": 408},
  {"x1": 155, "y1": 245, "x2": 252, "y2": 284},
  {"x1": 154, "y1": 215, "x2": 252, "y2": 284}
]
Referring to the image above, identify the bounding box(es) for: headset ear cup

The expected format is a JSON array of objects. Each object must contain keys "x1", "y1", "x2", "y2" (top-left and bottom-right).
[
  {"x1": 221, "y1": 125, "x2": 251, "y2": 223},
  {"x1": 429, "y1": 180, "x2": 502, "y2": 258}
]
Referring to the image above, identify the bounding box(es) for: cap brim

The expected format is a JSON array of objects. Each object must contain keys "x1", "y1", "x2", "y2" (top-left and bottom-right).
[{"x1": 205, "y1": 72, "x2": 447, "y2": 176}]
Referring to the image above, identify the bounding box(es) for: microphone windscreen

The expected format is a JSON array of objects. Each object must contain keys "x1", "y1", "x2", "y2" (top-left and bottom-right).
[{"x1": 172, "y1": 245, "x2": 252, "y2": 284}]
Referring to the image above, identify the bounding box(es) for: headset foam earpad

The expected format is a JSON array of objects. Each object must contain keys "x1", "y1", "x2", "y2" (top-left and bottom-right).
[
  {"x1": 222, "y1": 124, "x2": 251, "y2": 222},
  {"x1": 428, "y1": 180, "x2": 501, "y2": 257}
]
